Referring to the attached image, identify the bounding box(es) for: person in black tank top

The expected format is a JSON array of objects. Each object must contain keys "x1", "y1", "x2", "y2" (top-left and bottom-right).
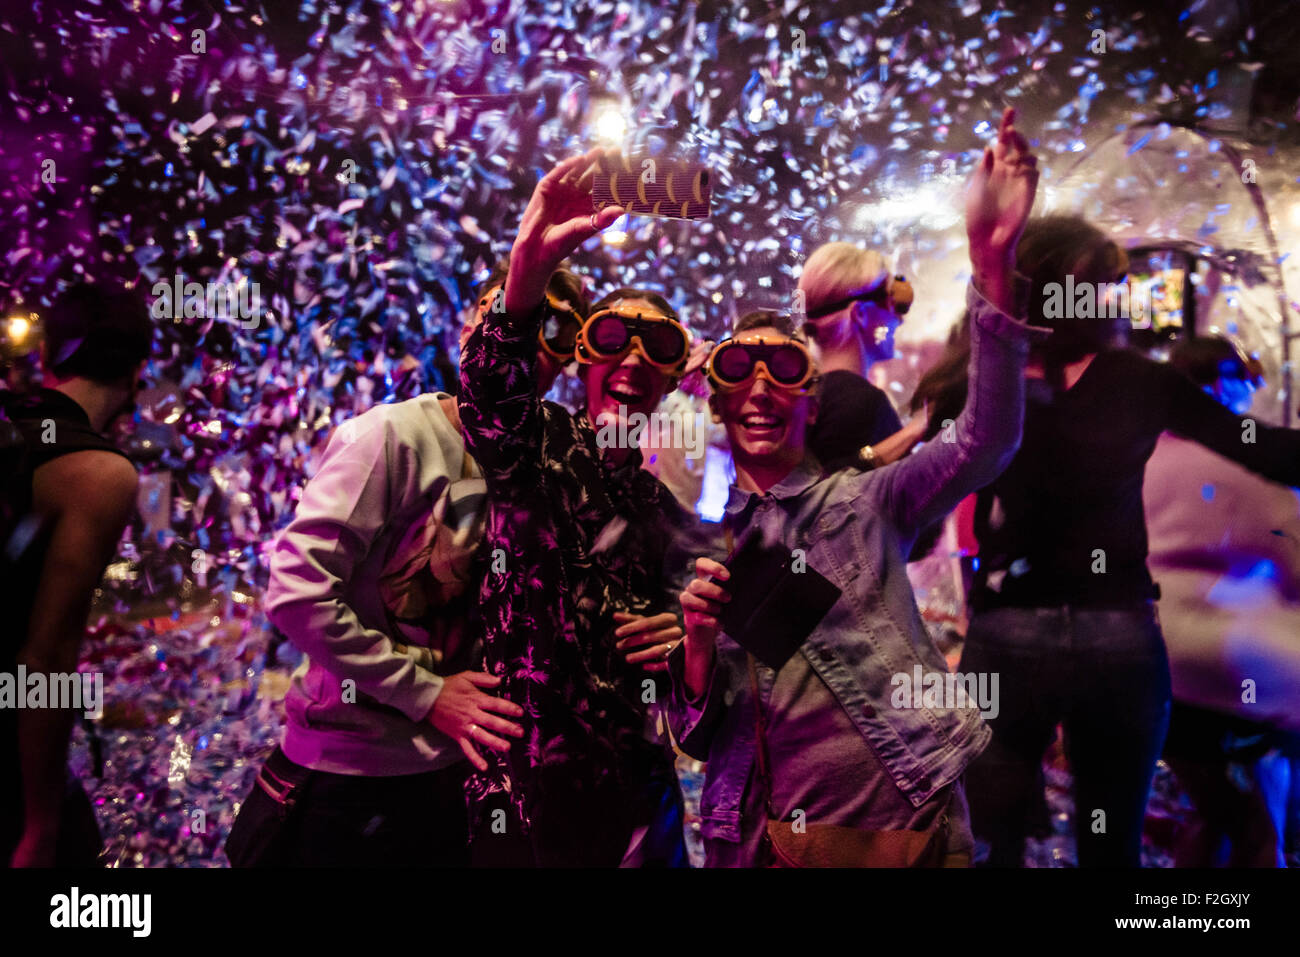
[
  {"x1": 2, "y1": 283, "x2": 150, "y2": 868},
  {"x1": 798, "y1": 243, "x2": 909, "y2": 471}
]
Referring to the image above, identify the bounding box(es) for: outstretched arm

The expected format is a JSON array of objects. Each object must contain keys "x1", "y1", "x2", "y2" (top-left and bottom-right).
[
  {"x1": 866, "y1": 109, "x2": 1047, "y2": 537},
  {"x1": 458, "y1": 151, "x2": 623, "y2": 478},
  {"x1": 1163, "y1": 368, "x2": 1300, "y2": 487}
]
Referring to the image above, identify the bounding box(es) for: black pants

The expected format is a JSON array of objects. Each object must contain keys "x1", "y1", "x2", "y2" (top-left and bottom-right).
[
  {"x1": 959, "y1": 604, "x2": 1171, "y2": 867},
  {"x1": 469, "y1": 757, "x2": 689, "y2": 867},
  {"x1": 227, "y1": 748, "x2": 469, "y2": 867}
]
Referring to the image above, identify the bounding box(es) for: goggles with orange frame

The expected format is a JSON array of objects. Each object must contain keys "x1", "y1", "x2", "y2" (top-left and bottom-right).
[
  {"x1": 574, "y1": 305, "x2": 692, "y2": 375},
  {"x1": 705, "y1": 334, "x2": 817, "y2": 393},
  {"x1": 477, "y1": 289, "x2": 584, "y2": 361},
  {"x1": 804, "y1": 274, "x2": 914, "y2": 321}
]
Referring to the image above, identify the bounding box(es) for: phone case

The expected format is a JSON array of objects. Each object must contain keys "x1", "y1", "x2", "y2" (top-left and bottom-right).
[{"x1": 592, "y1": 153, "x2": 712, "y2": 220}]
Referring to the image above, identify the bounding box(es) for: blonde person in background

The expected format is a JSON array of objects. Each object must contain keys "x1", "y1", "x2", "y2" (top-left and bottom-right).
[{"x1": 798, "y1": 243, "x2": 924, "y2": 472}]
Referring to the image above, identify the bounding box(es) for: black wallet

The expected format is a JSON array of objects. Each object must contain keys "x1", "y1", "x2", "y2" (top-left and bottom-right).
[{"x1": 716, "y1": 526, "x2": 842, "y2": 670}]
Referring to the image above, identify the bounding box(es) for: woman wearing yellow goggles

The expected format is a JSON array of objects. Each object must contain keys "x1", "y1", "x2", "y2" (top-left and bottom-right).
[{"x1": 705, "y1": 332, "x2": 817, "y2": 393}]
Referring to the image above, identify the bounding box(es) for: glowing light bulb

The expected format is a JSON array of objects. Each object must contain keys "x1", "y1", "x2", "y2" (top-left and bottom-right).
[
  {"x1": 6, "y1": 316, "x2": 31, "y2": 342},
  {"x1": 594, "y1": 106, "x2": 626, "y2": 143}
]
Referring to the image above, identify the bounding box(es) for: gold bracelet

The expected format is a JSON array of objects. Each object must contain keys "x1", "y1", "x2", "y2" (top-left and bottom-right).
[{"x1": 858, "y1": 444, "x2": 878, "y2": 468}]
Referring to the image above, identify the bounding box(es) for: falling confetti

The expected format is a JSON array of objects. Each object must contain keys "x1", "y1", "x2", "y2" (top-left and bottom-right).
[{"x1": 1, "y1": 0, "x2": 1297, "y2": 865}]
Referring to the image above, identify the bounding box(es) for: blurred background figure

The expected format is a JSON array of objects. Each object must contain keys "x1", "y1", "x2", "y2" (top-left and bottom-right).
[
  {"x1": 2, "y1": 282, "x2": 150, "y2": 867},
  {"x1": 798, "y1": 243, "x2": 912, "y2": 471},
  {"x1": 952, "y1": 215, "x2": 1300, "y2": 867},
  {"x1": 1144, "y1": 336, "x2": 1300, "y2": 867}
]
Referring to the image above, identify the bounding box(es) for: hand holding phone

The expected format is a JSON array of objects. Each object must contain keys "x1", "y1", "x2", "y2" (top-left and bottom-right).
[{"x1": 592, "y1": 151, "x2": 712, "y2": 221}]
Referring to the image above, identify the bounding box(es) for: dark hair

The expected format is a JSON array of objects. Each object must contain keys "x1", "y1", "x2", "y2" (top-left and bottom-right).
[
  {"x1": 45, "y1": 282, "x2": 152, "y2": 384},
  {"x1": 734, "y1": 310, "x2": 799, "y2": 337},
  {"x1": 1169, "y1": 336, "x2": 1257, "y2": 387},
  {"x1": 548, "y1": 268, "x2": 590, "y2": 318},
  {"x1": 473, "y1": 261, "x2": 590, "y2": 318},
  {"x1": 910, "y1": 215, "x2": 1124, "y2": 420},
  {"x1": 1017, "y1": 215, "x2": 1126, "y2": 382},
  {"x1": 910, "y1": 312, "x2": 970, "y2": 439},
  {"x1": 591, "y1": 287, "x2": 677, "y2": 321}
]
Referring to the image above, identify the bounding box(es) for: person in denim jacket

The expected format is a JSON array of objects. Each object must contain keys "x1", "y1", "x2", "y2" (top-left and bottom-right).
[{"x1": 669, "y1": 110, "x2": 1048, "y2": 866}]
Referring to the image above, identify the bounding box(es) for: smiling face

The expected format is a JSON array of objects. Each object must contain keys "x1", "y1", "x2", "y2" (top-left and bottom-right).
[
  {"x1": 581, "y1": 297, "x2": 676, "y2": 427},
  {"x1": 709, "y1": 327, "x2": 817, "y2": 490}
]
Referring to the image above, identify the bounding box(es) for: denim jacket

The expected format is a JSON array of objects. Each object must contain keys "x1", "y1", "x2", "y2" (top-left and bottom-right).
[{"x1": 665, "y1": 282, "x2": 1048, "y2": 844}]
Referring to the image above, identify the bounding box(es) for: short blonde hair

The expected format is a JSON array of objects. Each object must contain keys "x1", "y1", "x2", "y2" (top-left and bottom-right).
[{"x1": 798, "y1": 242, "x2": 890, "y2": 317}]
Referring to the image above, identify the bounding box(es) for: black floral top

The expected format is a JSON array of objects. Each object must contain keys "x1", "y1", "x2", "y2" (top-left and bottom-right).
[{"x1": 458, "y1": 304, "x2": 689, "y2": 865}]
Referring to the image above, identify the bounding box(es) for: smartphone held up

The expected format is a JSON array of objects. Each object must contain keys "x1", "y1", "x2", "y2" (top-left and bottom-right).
[{"x1": 591, "y1": 151, "x2": 713, "y2": 221}]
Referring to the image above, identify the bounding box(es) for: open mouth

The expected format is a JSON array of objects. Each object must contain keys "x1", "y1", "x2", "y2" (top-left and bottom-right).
[
  {"x1": 739, "y1": 411, "x2": 784, "y2": 436},
  {"x1": 604, "y1": 372, "x2": 650, "y2": 407}
]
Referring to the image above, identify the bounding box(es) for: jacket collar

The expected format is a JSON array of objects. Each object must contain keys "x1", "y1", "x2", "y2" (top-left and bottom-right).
[{"x1": 724, "y1": 454, "x2": 823, "y2": 523}]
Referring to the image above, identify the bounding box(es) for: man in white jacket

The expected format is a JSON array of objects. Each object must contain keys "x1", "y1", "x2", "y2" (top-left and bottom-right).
[{"x1": 226, "y1": 266, "x2": 585, "y2": 866}]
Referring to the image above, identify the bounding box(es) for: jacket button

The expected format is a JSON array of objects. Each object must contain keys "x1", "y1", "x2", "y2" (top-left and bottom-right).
[
  {"x1": 917, "y1": 776, "x2": 932, "y2": 791},
  {"x1": 861, "y1": 703, "x2": 876, "y2": 719},
  {"x1": 818, "y1": 647, "x2": 835, "y2": 662}
]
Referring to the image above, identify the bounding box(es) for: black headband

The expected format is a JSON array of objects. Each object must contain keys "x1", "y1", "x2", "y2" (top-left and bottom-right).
[{"x1": 805, "y1": 286, "x2": 890, "y2": 321}]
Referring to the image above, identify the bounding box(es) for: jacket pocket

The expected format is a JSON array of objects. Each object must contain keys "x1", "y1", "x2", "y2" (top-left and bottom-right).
[{"x1": 806, "y1": 503, "x2": 865, "y2": 587}]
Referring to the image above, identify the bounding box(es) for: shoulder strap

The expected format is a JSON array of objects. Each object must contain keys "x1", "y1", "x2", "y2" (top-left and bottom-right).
[
  {"x1": 730, "y1": 518, "x2": 780, "y2": 820},
  {"x1": 747, "y1": 652, "x2": 778, "y2": 820}
]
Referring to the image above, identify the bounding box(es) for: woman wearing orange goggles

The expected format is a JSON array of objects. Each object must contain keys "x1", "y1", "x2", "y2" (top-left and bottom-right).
[
  {"x1": 705, "y1": 333, "x2": 817, "y2": 393},
  {"x1": 575, "y1": 303, "x2": 693, "y2": 376}
]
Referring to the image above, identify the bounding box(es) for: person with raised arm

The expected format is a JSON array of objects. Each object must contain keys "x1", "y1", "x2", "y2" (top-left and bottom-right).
[
  {"x1": 458, "y1": 151, "x2": 698, "y2": 867},
  {"x1": 668, "y1": 110, "x2": 1046, "y2": 867}
]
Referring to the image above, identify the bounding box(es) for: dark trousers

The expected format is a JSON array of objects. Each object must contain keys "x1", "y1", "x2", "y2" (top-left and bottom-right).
[
  {"x1": 469, "y1": 757, "x2": 688, "y2": 867},
  {"x1": 959, "y1": 604, "x2": 1171, "y2": 867},
  {"x1": 227, "y1": 747, "x2": 469, "y2": 867}
]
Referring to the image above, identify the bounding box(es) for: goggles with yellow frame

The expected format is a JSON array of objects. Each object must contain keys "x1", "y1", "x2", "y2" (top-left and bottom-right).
[
  {"x1": 574, "y1": 305, "x2": 692, "y2": 375},
  {"x1": 477, "y1": 289, "x2": 585, "y2": 361},
  {"x1": 705, "y1": 333, "x2": 817, "y2": 393}
]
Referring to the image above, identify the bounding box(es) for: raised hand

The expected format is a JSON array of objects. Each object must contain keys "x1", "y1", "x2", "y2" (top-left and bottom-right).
[
  {"x1": 505, "y1": 149, "x2": 624, "y2": 317},
  {"x1": 966, "y1": 108, "x2": 1039, "y2": 310}
]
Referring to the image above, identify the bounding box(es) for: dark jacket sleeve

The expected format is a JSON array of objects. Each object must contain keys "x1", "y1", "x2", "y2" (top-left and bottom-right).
[{"x1": 457, "y1": 306, "x2": 545, "y2": 481}]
